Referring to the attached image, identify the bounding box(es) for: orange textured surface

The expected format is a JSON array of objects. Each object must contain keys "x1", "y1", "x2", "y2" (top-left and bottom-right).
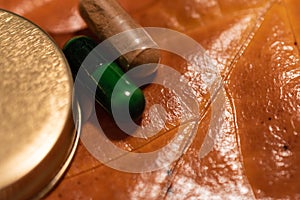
[{"x1": 1, "y1": 0, "x2": 299, "y2": 199}]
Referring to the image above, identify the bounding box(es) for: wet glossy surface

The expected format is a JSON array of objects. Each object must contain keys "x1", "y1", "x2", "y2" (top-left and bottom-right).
[
  {"x1": 226, "y1": 3, "x2": 300, "y2": 198},
  {"x1": 0, "y1": 0, "x2": 299, "y2": 199},
  {"x1": 0, "y1": 0, "x2": 86, "y2": 33}
]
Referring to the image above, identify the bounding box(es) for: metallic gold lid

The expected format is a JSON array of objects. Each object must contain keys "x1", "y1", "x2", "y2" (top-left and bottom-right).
[{"x1": 0, "y1": 9, "x2": 80, "y2": 200}]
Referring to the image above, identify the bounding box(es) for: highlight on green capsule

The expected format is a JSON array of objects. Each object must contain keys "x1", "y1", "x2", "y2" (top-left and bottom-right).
[{"x1": 63, "y1": 36, "x2": 146, "y2": 121}]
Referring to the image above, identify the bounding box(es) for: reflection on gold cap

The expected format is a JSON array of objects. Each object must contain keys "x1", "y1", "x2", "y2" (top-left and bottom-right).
[{"x1": 0, "y1": 9, "x2": 80, "y2": 200}]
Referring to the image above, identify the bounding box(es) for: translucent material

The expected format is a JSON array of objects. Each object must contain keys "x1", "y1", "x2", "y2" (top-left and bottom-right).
[{"x1": 79, "y1": 0, "x2": 160, "y2": 77}]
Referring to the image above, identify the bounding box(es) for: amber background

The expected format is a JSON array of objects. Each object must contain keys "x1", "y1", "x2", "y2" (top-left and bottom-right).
[{"x1": 0, "y1": 0, "x2": 300, "y2": 199}]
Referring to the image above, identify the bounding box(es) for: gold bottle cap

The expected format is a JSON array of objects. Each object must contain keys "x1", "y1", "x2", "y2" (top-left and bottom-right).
[{"x1": 0, "y1": 9, "x2": 80, "y2": 200}]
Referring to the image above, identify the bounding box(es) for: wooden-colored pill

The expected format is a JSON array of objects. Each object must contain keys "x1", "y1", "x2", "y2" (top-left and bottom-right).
[{"x1": 79, "y1": 0, "x2": 160, "y2": 77}]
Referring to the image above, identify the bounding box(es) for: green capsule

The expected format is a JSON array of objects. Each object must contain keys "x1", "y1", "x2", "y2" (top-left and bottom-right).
[{"x1": 63, "y1": 36, "x2": 145, "y2": 120}]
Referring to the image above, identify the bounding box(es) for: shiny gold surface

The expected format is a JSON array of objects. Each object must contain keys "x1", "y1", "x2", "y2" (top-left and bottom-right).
[
  {"x1": 0, "y1": 10, "x2": 78, "y2": 200},
  {"x1": 1, "y1": 1, "x2": 299, "y2": 199}
]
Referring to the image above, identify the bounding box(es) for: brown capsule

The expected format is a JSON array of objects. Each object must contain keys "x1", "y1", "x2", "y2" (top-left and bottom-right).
[{"x1": 79, "y1": 0, "x2": 160, "y2": 77}]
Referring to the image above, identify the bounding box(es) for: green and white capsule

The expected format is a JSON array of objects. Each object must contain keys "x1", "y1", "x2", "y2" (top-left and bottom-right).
[{"x1": 63, "y1": 36, "x2": 145, "y2": 120}]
